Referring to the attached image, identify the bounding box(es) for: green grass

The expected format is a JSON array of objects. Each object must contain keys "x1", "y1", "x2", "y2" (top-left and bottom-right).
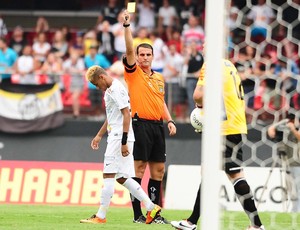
[{"x1": 0, "y1": 204, "x2": 299, "y2": 230}]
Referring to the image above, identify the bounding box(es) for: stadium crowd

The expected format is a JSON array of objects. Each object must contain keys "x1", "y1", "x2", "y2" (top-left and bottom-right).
[{"x1": 0, "y1": 0, "x2": 300, "y2": 124}]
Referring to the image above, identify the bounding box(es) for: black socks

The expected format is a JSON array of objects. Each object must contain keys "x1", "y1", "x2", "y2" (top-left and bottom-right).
[
  {"x1": 234, "y1": 178, "x2": 262, "y2": 227},
  {"x1": 131, "y1": 177, "x2": 143, "y2": 220}
]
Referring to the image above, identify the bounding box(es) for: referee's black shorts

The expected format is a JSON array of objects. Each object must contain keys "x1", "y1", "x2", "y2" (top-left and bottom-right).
[{"x1": 132, "y1": 118, "x2": 166, "y2": 162}]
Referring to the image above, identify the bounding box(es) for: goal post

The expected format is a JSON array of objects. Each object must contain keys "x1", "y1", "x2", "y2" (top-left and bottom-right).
[{"x1": 201, "y1": 0, "x2": 226, "y2": 230}]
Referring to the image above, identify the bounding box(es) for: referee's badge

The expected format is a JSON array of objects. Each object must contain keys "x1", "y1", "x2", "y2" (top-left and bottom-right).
[{"x1": 159, "y1": 86, "x2": 164, "y2": 93}]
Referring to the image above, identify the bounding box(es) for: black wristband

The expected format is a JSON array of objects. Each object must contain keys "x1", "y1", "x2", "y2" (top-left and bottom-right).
[
  {"x1": 123, "y1": 23, "x2": 130, "y2": 27},
  {"x1": 121, "y1": 132, "x2": 128, "y2": 145},
  {"x1": 196, "y1": 104, "x2": 203, "y2": 108},
  {"x1": 168, "y1": 120, "x2": 176, "y2": 125}
]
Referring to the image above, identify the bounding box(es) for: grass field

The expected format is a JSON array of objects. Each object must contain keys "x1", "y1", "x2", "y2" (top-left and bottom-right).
[{"x1": 0, "y1": 204, "x2": 299, "y2": 230}]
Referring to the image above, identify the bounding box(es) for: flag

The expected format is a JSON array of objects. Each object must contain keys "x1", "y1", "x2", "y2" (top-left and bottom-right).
[{"x1": 0, "y1": 83, "x2": 64, "y2": 133}]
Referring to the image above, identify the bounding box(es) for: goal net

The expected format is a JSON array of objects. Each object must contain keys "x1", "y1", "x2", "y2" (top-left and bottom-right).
[{"x1": 203, "y1": 0, "x2": 300, "y2": 229}]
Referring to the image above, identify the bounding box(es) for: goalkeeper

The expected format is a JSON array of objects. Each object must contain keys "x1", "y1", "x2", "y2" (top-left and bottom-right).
[{"x1": 171, "y1": 59, "x2": 265, "y2": 230}]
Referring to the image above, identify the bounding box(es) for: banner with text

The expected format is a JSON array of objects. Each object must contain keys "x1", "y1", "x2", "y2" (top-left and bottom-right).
[
  {"x1": 165, "y1": 165, "x2": 296, "y2": 212},
  {"x1": 0, "y1": 160, "x2": 149, "y2": 206}
]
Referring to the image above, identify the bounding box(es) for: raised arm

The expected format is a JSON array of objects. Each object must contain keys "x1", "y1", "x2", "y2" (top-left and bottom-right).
[{"x1": 123, "y1": 10, "x2": 135, "y2": 66}]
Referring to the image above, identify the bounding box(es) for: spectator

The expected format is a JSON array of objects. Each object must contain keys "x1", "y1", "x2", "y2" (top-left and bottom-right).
[
  {"x1": 166, "y1": 29, "x2": 182, "y2": 53},
  {"x1": 247, "y1": 0, "x2": 275, "y2": 42},
  {"x1": 177, "y1": 0, "x2": 200, "y2": 28},
  {"x1": 163, "y1": 44, "x2": 185, "y2": 121},
  {"x1": 0, "y1": 37, "x2": 18, "y2": 83},
  {"x1": 167, "y1": 30, "x2": 182, "y2": 54},
  {"x1": 281, "y1": 0, "x2": 300, "y2": 41},
  {"x1": 69, "y1": 31, "x2": 85, "y2": 57},
  {"x1": 227, "y1": 2, "x2": 244, "y2": 44},
  {"x1": 13, "y1": 45, "x2": 35, "y2": 84},
  {"x1": 158, "y1": 0, "x2": 179, "y2": 37},
  {"x1": 107, "y1": 60, "x2": 124, "y2": 82},
  {"x1": 275, "y1": 59, "x2": 299, "y2": 98},
  {"x1": 234, "y1": 47, "x2": 254, "y2": 81},
  {"x1": 253, "y1": 53, "x2": 275, "y2": 78},
  {"x1": 84, "y1": 44, "x2": 111, "y2": 119},
  {"x1": 183, "y1": 41, "x2": 204, "y2": 115},
  {"x1": 83, "y1": 29, "x2": 97, "y2": 56},
  {"x1": 234, "y1": 48, "x2": 259, "y2": 109},
  {"x1": 35, "y1": 16, "x2": 50, "y2": 34},
  {"x1": 149, "y1": 30, "x2": 168, "y2": 73},
  {"x1": 84, "y1": 45, "x2": 111, "y2": 70},
  {"x1": 96, "y1": 20, "x2": 115, "y2": 63},
  {"x1": 9, "y1": 26, "x2": 27, "y2": 56},
  {"x1": 32, "y1": 32, "x2": 51, "y2": 61},
  {"x1": 136, "y1": 0, "x2": 156, "y2": 32},
  {"x1": 51, "y1": 30, "x2": 69, "y2": 59},
  {"x1": 267, "y1": 113, "x2": 300, "y2": 212},
  {"x1": 96, "y1": 0, "x2": 122, "y2": 26},
  {"x1": 63, "y1": 50, "x2": 85, "y2": 118},
  {"x1": 111, "y1": 10, "x2": 136, "y2": 60},
  {"x1": 227, "y1": 2, "x2": 239, "y2": 32},
  {"x1": 61, "y1": 25, "x2": 73, "y2": 43},
  {"x1": 0, "y1": 15, "x2": 7, "y2": 38},
  {"x1": 33, "y1": 56, "x2": 46, "y2": 84},
  {"x1": 132, "y1": 27, "x2": 152, "y2": 49},
  {"x1": 181, "y1": 15, "x2": 205, "y2": 52},
  {"x1": 41, "y1": 52, "x2": 63, "y2": 85},
  {"x1": 272, "y1": 25, "x2": 300, "y2": 66}
]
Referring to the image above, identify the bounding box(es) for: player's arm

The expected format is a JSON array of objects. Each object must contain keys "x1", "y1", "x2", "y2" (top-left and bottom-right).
[
  {"x1": 193, "y1": 63, "x2": 205, "y2": 108},
  {"x1": 267, "y1": 119, "x2": 289, "y2": 139},
  {"x1": 91, "y1": 119, "x2": 108, "y2": 150},
  {"x1": 267, "y1": 124, "x2": 276, "y2": 139},
  {"x1": 287, "y1": 122, "x2": 300, "y2": 141},
  {"x1": 123, "y1": 10, "x2": 135, "y2": 66},
  {"x1": 120, "y1": 107, "x2": 131, "y2": 157},
  {"x1": 193, "y1": 84, "x2": 204, "y2": 108},
  {"x1": 163, "y1": 102, "x2": 176, "y2": 136}
]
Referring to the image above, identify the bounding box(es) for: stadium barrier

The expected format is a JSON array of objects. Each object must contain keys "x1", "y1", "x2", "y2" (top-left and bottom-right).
[{"x1": 165, "y1": 165, "x2": 293, "y2": 212}]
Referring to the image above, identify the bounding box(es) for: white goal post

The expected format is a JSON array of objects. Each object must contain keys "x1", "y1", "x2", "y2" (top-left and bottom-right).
[{"x1": 201, "y1": 1, "x2": 226, "y2": 230}]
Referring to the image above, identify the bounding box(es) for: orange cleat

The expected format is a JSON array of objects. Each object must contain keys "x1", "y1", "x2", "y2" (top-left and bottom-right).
[
  {"x1": 80, "y1": 214, "x2": 106, "y2": 224},
  {"x1": 146, "y1": 205, "x2": 161, "y2": 224}
]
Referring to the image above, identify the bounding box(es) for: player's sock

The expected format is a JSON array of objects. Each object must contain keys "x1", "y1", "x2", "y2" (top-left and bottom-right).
[
  {"x1": 187, "y1": 184, "x2": 201, "y2": 225},
  {"x1": 96, "y1": 178, "x2": 115, "y2": 219},
  {"x1": 148, "y1": 179, "x2": 161, "y2": 205},
  {"x1": 233, "y1": 178, "x2": 262, "y2": 227},
  {"x1": 123, "y1": 178, "x2": 155, "y2": 211},
  {"x1": 131, "y1": 177, "x2": 144, "y2": 219}
]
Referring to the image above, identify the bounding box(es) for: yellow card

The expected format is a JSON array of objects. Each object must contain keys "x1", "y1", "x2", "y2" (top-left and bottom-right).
[{"x1": 127, "y1": 2, "x2": 136, "y2": 13}]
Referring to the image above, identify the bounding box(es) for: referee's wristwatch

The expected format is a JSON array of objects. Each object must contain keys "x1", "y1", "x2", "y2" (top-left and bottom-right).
[{"x1": 168, "y1": 120, "x2": 176, "y2": 125}]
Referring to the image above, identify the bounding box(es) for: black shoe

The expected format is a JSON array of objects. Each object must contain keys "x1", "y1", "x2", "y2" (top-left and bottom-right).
[
  {"x1": 153, "y1": 214, "x2": 170, "y2": 224},
  {"x1": 133, "y1": 215, "x2": 146, "y2": 223}
]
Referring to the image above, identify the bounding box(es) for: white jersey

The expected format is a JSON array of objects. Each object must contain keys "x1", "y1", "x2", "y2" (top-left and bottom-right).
[{"x1": 104, "y1": 79, "x2": 135, "y2": 142}]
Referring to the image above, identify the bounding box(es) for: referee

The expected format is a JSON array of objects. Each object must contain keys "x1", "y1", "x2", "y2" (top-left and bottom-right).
[{"x1": 122, "y1": 10, "x2": 176, "y2": 224}]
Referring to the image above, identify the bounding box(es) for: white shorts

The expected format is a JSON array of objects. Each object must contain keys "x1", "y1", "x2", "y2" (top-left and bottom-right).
[{"x1": 103, "y1": 139, "x2": 135, "y2": 179}]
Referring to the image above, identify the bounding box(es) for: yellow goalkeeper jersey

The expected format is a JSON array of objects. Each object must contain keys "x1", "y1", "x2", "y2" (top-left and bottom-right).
[{"x1": 197, "y1": 59, "x2": 247, "y2": 135}]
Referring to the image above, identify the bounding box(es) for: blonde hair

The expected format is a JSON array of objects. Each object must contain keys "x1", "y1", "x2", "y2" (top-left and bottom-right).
[{"x1": 85, "y1": 65, "x2": 107, "y2": 83}]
